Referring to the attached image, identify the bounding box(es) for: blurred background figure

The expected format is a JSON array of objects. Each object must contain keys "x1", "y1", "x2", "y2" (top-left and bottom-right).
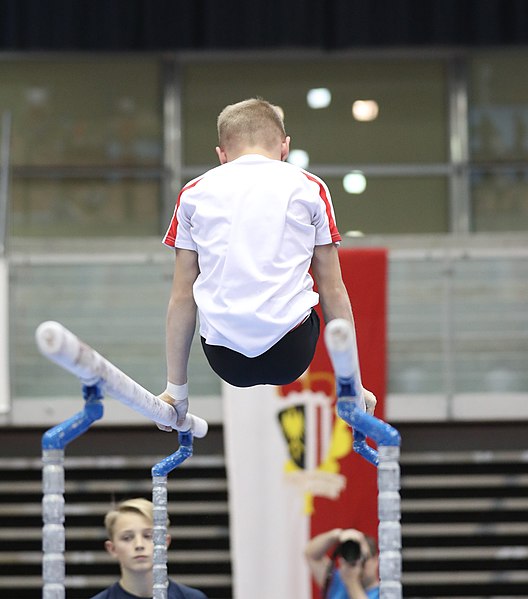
[
  {"x1": 305, "y1": 527, "x2": 379, "y2": 599},
  {"x1": 90, "y1": 498, "x2": 208, "y2": 599}
]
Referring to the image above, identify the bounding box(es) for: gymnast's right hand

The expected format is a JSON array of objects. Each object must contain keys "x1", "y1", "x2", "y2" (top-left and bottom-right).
[
  {"x1": 155, "y1": 389, "x2": 189, "y2": 432},
  {"x1": 363, "y1": 388, "x2": 377, "y2": 416}
]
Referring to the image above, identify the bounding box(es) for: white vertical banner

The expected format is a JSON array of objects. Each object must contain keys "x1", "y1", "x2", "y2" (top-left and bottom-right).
[
  {"x1": 0, "y1": 257, "x2": 9, "y2": 413},
  {"x1": 223, "y1": 383, "x2": 310, "y2": 599},
  {"x1": 223, "y1": 381, "x2": 341, "y2": 599}
]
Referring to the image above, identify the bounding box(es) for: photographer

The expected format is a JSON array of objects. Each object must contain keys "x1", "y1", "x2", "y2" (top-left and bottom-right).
[{"x1": 304, "y1": 528, "x2": 379, "y2": 599}]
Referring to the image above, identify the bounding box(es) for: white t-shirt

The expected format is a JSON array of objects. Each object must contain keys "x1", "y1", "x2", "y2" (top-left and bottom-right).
[{"x1": 163, "y1": 154, "x2": 341, "y2": 357}]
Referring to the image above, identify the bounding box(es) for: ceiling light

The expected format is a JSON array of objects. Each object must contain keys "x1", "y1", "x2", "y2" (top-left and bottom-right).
[
  {"x1": 352, "y1": 100, "x2": 379, "y2": 122},
  {"x1": 287, "y1": 149, "x2": 310, "y2": 169},
  {"x1": 307, "y1": 88, "x2": 332, "y2": 109},
  {"x1": 343, "y1": 171, "x2": 367, "y2": 194}
]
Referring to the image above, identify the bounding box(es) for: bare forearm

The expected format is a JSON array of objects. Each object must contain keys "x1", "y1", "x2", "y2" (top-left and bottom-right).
[
  {"x1": 166, "y1": 293, "x2": 197, "y2": 385},
  {"x1": 305, "y1": 528, "x2": 342, "y2": 587},
  {"x1": 311, "y1": 244, "x2": 354, "y2": 325},
  {"x1": 318, "y1": 282, "x2": 354, "y2": 325},
  {"x1": 312, "y1": 245, "x2": 377, "y2": 413},
  {"x1": 305, "y1": 528, "x2": 342, "y2": 560}
]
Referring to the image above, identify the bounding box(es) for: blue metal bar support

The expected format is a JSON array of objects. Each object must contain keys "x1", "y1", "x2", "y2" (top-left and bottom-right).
[
  {"x1": 336, "y1": 395, "x2": 402, "y2": 599},
  {"x1": 41, "y1": 384, "x2": 104, "y2": 599},
  {"x1": 151, "y1": 431, "x2": 194, "y2": 599}
]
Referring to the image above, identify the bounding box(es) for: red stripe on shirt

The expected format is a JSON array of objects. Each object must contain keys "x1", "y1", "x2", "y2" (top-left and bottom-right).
[
  {"x1": 162, "y1": 177, "x2": 203, "y2": 247},
  {"x1": 302, "y1": 172, "x2": 341, "y2": 244}
]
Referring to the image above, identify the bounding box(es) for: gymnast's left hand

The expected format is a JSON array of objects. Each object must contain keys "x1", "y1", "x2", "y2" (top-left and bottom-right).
[{"x1": 155, "y1": 390, "x2": 189, "y2": 432}]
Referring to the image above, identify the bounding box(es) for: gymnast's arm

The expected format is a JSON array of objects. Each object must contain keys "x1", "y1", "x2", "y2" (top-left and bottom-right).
[
  {"x1": 166, "y1": 248, "x2": 199, "y2": 384},
  {"x1": 311, "y1": 243, "x2": 377, "y2": 415},
  {"x1": 157, "y1": 248, "x2": 199, "y2": 429},
  {"x1": 310, "y1": 243, "x2": 353, "y2": 324}
]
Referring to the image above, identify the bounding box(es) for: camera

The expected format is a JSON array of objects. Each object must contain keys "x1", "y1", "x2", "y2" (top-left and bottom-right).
[{"x1": 335, "y1": 539, "x2": 361, "y2": 564}]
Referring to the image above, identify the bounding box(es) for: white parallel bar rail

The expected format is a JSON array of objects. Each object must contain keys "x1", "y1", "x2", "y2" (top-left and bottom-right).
[
  {"x1": 325, "y1": 319, "x2": 402, "y2": 599},
  {"x1": 36, "y1": 320, "x2": 208, "y2": 599},
  {"x1": 35, "y1": 320, "x2": 208, "y2": 437}
]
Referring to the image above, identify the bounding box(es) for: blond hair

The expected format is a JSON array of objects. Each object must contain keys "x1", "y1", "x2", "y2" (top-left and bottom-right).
[
  {"x1": 217, "y1": 98, "x2": 286, "y2": 152},
  {"x1": 104, "y1": 498, "x2": 169, "y2": 539}
]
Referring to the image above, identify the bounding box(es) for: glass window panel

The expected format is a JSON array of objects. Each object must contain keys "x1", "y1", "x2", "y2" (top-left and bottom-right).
[
  {"x1": 388, "y1": 259, "x2": 446, "y2": 394},
  {"x1": 324, "y1": 176, "x2": 449, "y2": 235},
  {"x1": 182, "y1": 59, "x2": 448, "y2": 165},
  {"x1": 469, "y1": 51, "x2": 528, "y2": 162},
  {"x1": 388, "y1": 253, "x2": 528, "y2": 396},
  {"x1": 453, "y1": 257, "x2": 528, "y2": 393},
  {"x1": 10, "y1": 260, "x2": 220, "y2": 399},
  {"x1": 471, "y1": 168, "x2": 528, "y2": 232},
  {"x1": 0, "y1": 58, "x2": 162, "y2": 167},
  {"x1": 10, "y1": 179, "x2": 161, "y2": 237}
]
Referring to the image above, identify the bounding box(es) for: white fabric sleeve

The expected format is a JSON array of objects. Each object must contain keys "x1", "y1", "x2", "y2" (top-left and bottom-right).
[{"x1": 174, "y1": 199, "x2": 198, "y2": 251}]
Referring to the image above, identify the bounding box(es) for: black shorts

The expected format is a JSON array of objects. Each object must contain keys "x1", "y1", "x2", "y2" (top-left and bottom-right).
[{"x1": 200, "y1": 309, "x2": 320, "y2": 388}]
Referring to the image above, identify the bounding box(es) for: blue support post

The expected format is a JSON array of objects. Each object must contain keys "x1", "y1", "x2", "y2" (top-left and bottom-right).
[
  {"x1": 151, "y1": 431, "x2": 193, "y2": 477},
  {"x1": 42, "y1": 384, "x2": 105, "y2": 450},
  {"x1": 41, "y1": 384, "x2": 104, "y2": 599},
  {"x1": 336, "y1": 380, "x2": 402, "y2": 599},
  {"x1": 151, "y1": 431, "x2": 194, "y2": 599}
]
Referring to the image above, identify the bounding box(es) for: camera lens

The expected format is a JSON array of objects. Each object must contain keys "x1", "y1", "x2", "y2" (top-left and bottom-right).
[{"x1": 338, "y1": 539, "x2": 361, "y2": 564}]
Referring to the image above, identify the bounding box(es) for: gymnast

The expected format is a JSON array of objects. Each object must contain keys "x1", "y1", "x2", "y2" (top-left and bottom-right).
[{"x1": 157, "y1": 98, "x2": 376, "y2": 429}]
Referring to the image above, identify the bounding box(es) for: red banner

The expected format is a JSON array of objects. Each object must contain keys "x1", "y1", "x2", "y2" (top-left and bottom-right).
[{"x1": 279, "y1": 247, "x2": 387, "y2": 597}]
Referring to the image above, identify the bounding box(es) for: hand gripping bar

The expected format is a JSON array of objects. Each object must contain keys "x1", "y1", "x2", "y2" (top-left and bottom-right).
[{"x1": 35, "y1": 320, "x2": 208, "y2": 438}]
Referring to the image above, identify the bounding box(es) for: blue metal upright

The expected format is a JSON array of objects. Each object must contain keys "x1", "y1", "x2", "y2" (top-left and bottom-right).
[
  {"x1": 41, "y1": 384, "x2": 104, "y2": 599},
  {"x1": 151, "y1": 431, "x2": 194, "y2": 599},
  {"x1": 336, "y1": 388, "x2": 402, "y2": 599}
]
